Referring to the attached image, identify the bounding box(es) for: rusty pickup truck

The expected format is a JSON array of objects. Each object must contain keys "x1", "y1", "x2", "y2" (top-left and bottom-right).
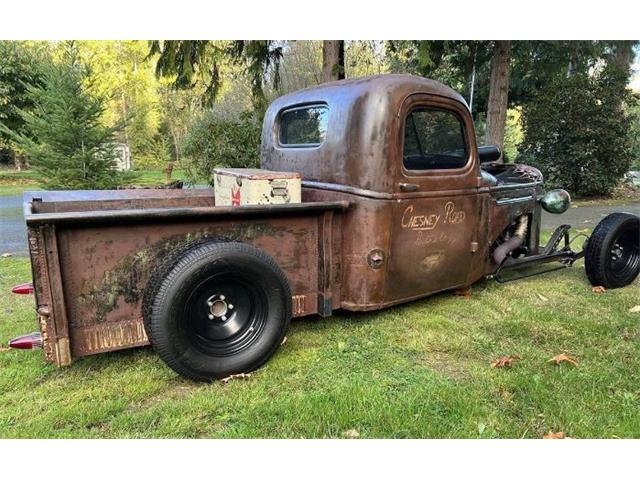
[{"x1": 9, "y1": 74, "x2": 640, "y2": 380}]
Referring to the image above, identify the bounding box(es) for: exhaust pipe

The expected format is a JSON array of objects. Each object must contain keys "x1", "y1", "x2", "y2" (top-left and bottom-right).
[{"x1": 493, "y1": 216, "x2": 528, "y2": 265}]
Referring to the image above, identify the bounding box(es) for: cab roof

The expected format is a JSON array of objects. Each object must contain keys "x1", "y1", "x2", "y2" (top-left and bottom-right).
[{"x1": 273, "y1": 74, "x2": 468, "y2": 109}]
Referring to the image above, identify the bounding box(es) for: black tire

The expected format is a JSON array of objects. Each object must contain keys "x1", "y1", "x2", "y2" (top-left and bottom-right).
[
  {"x1": 585, "y1": 212, "x2": 640, "y2": 289},
  {"x1": 142, "y1": 237, "x2": 223, "y2": 348},
  {"x1": 144, "y1": 241, "x2": 291, "y2": 381}
]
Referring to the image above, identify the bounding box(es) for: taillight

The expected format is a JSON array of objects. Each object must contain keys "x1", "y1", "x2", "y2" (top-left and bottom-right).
[
  {"x1": 11, "y1": 282, "x2": 34, "y2": 294},
  {"x1": 8, "y1": 332, "x2": 43, "y2": 350}
]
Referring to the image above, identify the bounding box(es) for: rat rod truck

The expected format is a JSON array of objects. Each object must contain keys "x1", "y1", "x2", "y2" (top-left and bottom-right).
[{"x1": 9, "y1": 74, "x2": 640, "y2": 381}]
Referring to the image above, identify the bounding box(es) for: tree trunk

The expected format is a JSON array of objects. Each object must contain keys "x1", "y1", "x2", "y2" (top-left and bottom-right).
[
  {"x1": 485, "y1": 40, "x2": 512, "y2": 156},
  {"x1": 11, "y1": 150, "x2": 21, "y2": 171},
  {"x1": 322, "y1": 41, "x2": 345, "y2": 82},
  {"x1": 16, "y1": 153, "x2": 28, "y2": 171},
  {"x1": 612, "y1": 41, "x2": 634, "y2": 75},
  {"x1": 164, "y1": 161, "x2": 175, "y2": 182}
]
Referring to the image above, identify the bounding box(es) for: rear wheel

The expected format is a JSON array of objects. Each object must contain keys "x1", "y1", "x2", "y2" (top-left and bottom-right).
[
  {"x1": 144, "y1": 241, "x2": 291, "y2": 381},
  {"x1": 585, "y1": 213, "x2": 640, "y2": 289}
]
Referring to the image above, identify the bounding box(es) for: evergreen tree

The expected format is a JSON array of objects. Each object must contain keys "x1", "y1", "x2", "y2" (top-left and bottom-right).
[
  {"x1": 0, "y1": 41, "x2": 50, "y2": 169},
  {"x1": 149, "y1": 40, "x2": 283, "y2": 115},
  {"x1": 1, "y1": 44, "x2": 126, "y2": 190}
]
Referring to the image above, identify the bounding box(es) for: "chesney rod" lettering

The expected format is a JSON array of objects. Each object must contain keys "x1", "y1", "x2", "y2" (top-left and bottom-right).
[{"x1": 401, "y1": 201, "x2": 466, "y2": 231}]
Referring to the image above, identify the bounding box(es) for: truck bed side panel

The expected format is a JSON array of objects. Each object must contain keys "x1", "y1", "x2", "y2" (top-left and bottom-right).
[{"x1": 26, "y1": 197, "x2": 345, "y2": 364}]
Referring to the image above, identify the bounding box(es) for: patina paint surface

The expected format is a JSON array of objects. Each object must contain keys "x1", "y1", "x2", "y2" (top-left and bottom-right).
[{"x1": 58, "y1": 217, "x2": 320, "y2": 358}]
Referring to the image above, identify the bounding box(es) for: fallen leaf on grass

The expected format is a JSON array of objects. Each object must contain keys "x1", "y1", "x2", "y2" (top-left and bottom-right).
[
  {"x1": 536, "y1": 293, "x2": 549, "y2": 302},
  {"x1": 549, "y1": 353, "x2": 579, "y2": 367},
  {"x1": 621, "y1": 329, "x2": 639, "y2": 340},
  {"x1": 491, "y1": 355, "x2": 521, "y2": 368},
  {"x1": 497, "y1": 387, "x2": 513, "y2": 400},
  {"x1": 1, "y1": 252, "x2": 13, "y2": 258},
  {"x1": 629, "y1": 305, "x2": 640, "y2": 314},
  {"x1": 343, "y1": 429, "x2": 360, "y2": 439},
  {"x1": 543, "y1": 431, "x2": 566, "y2": 439},
  {"x1": 592, "y1": 286, "x2": 606, "y2": 294},
  {"x1": 220, "y1": 373, "x2": 252, "y2": 384}
]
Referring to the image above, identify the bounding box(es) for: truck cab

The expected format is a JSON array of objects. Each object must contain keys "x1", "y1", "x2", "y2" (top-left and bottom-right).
[{"x1": 262, "y1": 74, "x2": 541, "y2": 310}]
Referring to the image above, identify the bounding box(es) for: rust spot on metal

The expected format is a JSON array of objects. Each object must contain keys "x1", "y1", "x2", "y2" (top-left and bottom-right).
[
  {"x1": 77, "y1": 223, "x2": 278, "y2": 324},
  {"x1": 420, "y1": 252, "x2": 446, "y2": 273},
  {"x1": 55, "y1": 337, "x2": 71, "y2": 366},
  {"x1": 72, "y1": 321, "x2": 149, "y2": 356},
  {"x1": 292, "y1": 295, "x2": 306, "y2": 316}
]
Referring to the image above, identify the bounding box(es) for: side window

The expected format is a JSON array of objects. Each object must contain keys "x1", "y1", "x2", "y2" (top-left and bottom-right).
[
  {"x1": 403, "y1": 108, "x2": 468, "y2": 170},
  {"x1": 279, "y1": 105, "x2": 328, "y2": 147}
]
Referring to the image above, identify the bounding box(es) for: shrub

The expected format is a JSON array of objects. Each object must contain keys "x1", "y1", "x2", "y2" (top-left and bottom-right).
[
  {"x1": 181, "y1": 111, "x2": 261, "y2": 185},
  {"x1": 132, "y1": 136, "x2": 172, "y2": 170},
  {"x1": 518, "y1": 67, "x2": 635, "y2": 197}
]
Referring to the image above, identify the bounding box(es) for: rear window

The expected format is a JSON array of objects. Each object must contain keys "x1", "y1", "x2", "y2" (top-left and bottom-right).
[{"x1": 279, "y1": 105, "x2": 328, "y2": 147}]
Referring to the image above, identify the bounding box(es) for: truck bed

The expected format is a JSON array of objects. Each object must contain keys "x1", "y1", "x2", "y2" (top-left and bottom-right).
[{"x1": 24, "y1": 189, "x2": 348, "y2": 366}]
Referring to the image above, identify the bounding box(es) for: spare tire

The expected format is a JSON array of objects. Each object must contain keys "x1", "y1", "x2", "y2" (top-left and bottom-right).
[
  {"x1": 143, "y1": 241, "x2": 291, "y2": 381},
  {"x1": 585, "y1": 213, "x2": 640, "y2": 289}
]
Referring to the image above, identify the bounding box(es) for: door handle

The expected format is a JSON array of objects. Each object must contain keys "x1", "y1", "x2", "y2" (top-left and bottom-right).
[{"x1": 399, "y1": 182, "x2": 419, "y2": 192}]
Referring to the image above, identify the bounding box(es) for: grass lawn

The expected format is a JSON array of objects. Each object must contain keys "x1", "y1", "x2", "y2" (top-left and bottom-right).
[
  {"x1": 0, "y1": 169, "x2": 188, "y2": 196},
  {"x1": 1, "y1": 251, "x2": 639, "y2": 439},
  {"x1": 0, "y1": 170, "x2": 41, "y2": 196}
]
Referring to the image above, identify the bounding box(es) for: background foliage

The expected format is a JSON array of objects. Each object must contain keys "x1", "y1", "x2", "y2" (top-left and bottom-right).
[
  {"x1": 0, "y1": 40, "x2": 638, "y2": 196},
  {"x1": 181, "y1": 111, "x2": 261, "y2": 185},
  {"x1": 519, "y1": 67, "x2": 635, "y2": 196},
  {"x1": 0, "y1": 44, "x2": 133, "y2": 190}
]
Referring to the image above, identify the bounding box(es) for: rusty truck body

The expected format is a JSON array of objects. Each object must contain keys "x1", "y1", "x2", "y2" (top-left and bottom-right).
[{"x1": 10, "y1": 74, "x2": 640, "y2": 380}]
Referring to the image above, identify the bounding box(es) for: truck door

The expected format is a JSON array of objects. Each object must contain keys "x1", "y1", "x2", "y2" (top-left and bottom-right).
[{"x1": 385, "y1": 94, "x2": 481, "y2": 303}]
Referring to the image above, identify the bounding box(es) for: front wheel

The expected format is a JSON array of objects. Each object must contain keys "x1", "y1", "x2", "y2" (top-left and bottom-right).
[
  {"x1": 585, "y1": 213, "x2": 640, "y2": 289},
  {"x1": 143, "y1": 241, "x2": 291, "y2": 381}
]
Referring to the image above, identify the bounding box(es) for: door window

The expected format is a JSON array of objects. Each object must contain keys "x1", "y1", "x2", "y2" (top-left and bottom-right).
[{"x1": 403, "y1": 108, "x2": 468, "y2": 170}]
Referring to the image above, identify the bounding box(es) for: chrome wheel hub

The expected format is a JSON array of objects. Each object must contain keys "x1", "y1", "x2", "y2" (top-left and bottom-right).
[{"x1": 206, "y1": 294, "x2": 234, "y2": 321}]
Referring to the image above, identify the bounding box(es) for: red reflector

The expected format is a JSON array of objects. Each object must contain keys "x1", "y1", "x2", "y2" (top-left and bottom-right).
[
  {"x1": 8, "y1": 332, "x2": 43, "y2": 350},
  {"x1": 11, "y1": 282, "x2": 34, "y2": 294}
]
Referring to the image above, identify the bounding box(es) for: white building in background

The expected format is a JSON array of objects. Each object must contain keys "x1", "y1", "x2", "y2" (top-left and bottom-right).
[{"x1": 112, "y1": 143, "x2": 131, "y2": 171}]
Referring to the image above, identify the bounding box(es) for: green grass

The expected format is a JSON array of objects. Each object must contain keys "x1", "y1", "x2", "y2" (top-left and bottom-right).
[
  {"x1": 129, "y1": 168, "x2": 187, "y2": 186},
  {"x1": 0, "y1": 169, "x2": 188, "y2": 196},
  {"x1": 1, "y1": 253, "x2": 639, "y2": 439},
  {"x1": 0, "y1": 170, "x2": 41, "y2": 196},
  {"x1": 573, "y1": 197, "x2": 639, "y2": 207}
]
